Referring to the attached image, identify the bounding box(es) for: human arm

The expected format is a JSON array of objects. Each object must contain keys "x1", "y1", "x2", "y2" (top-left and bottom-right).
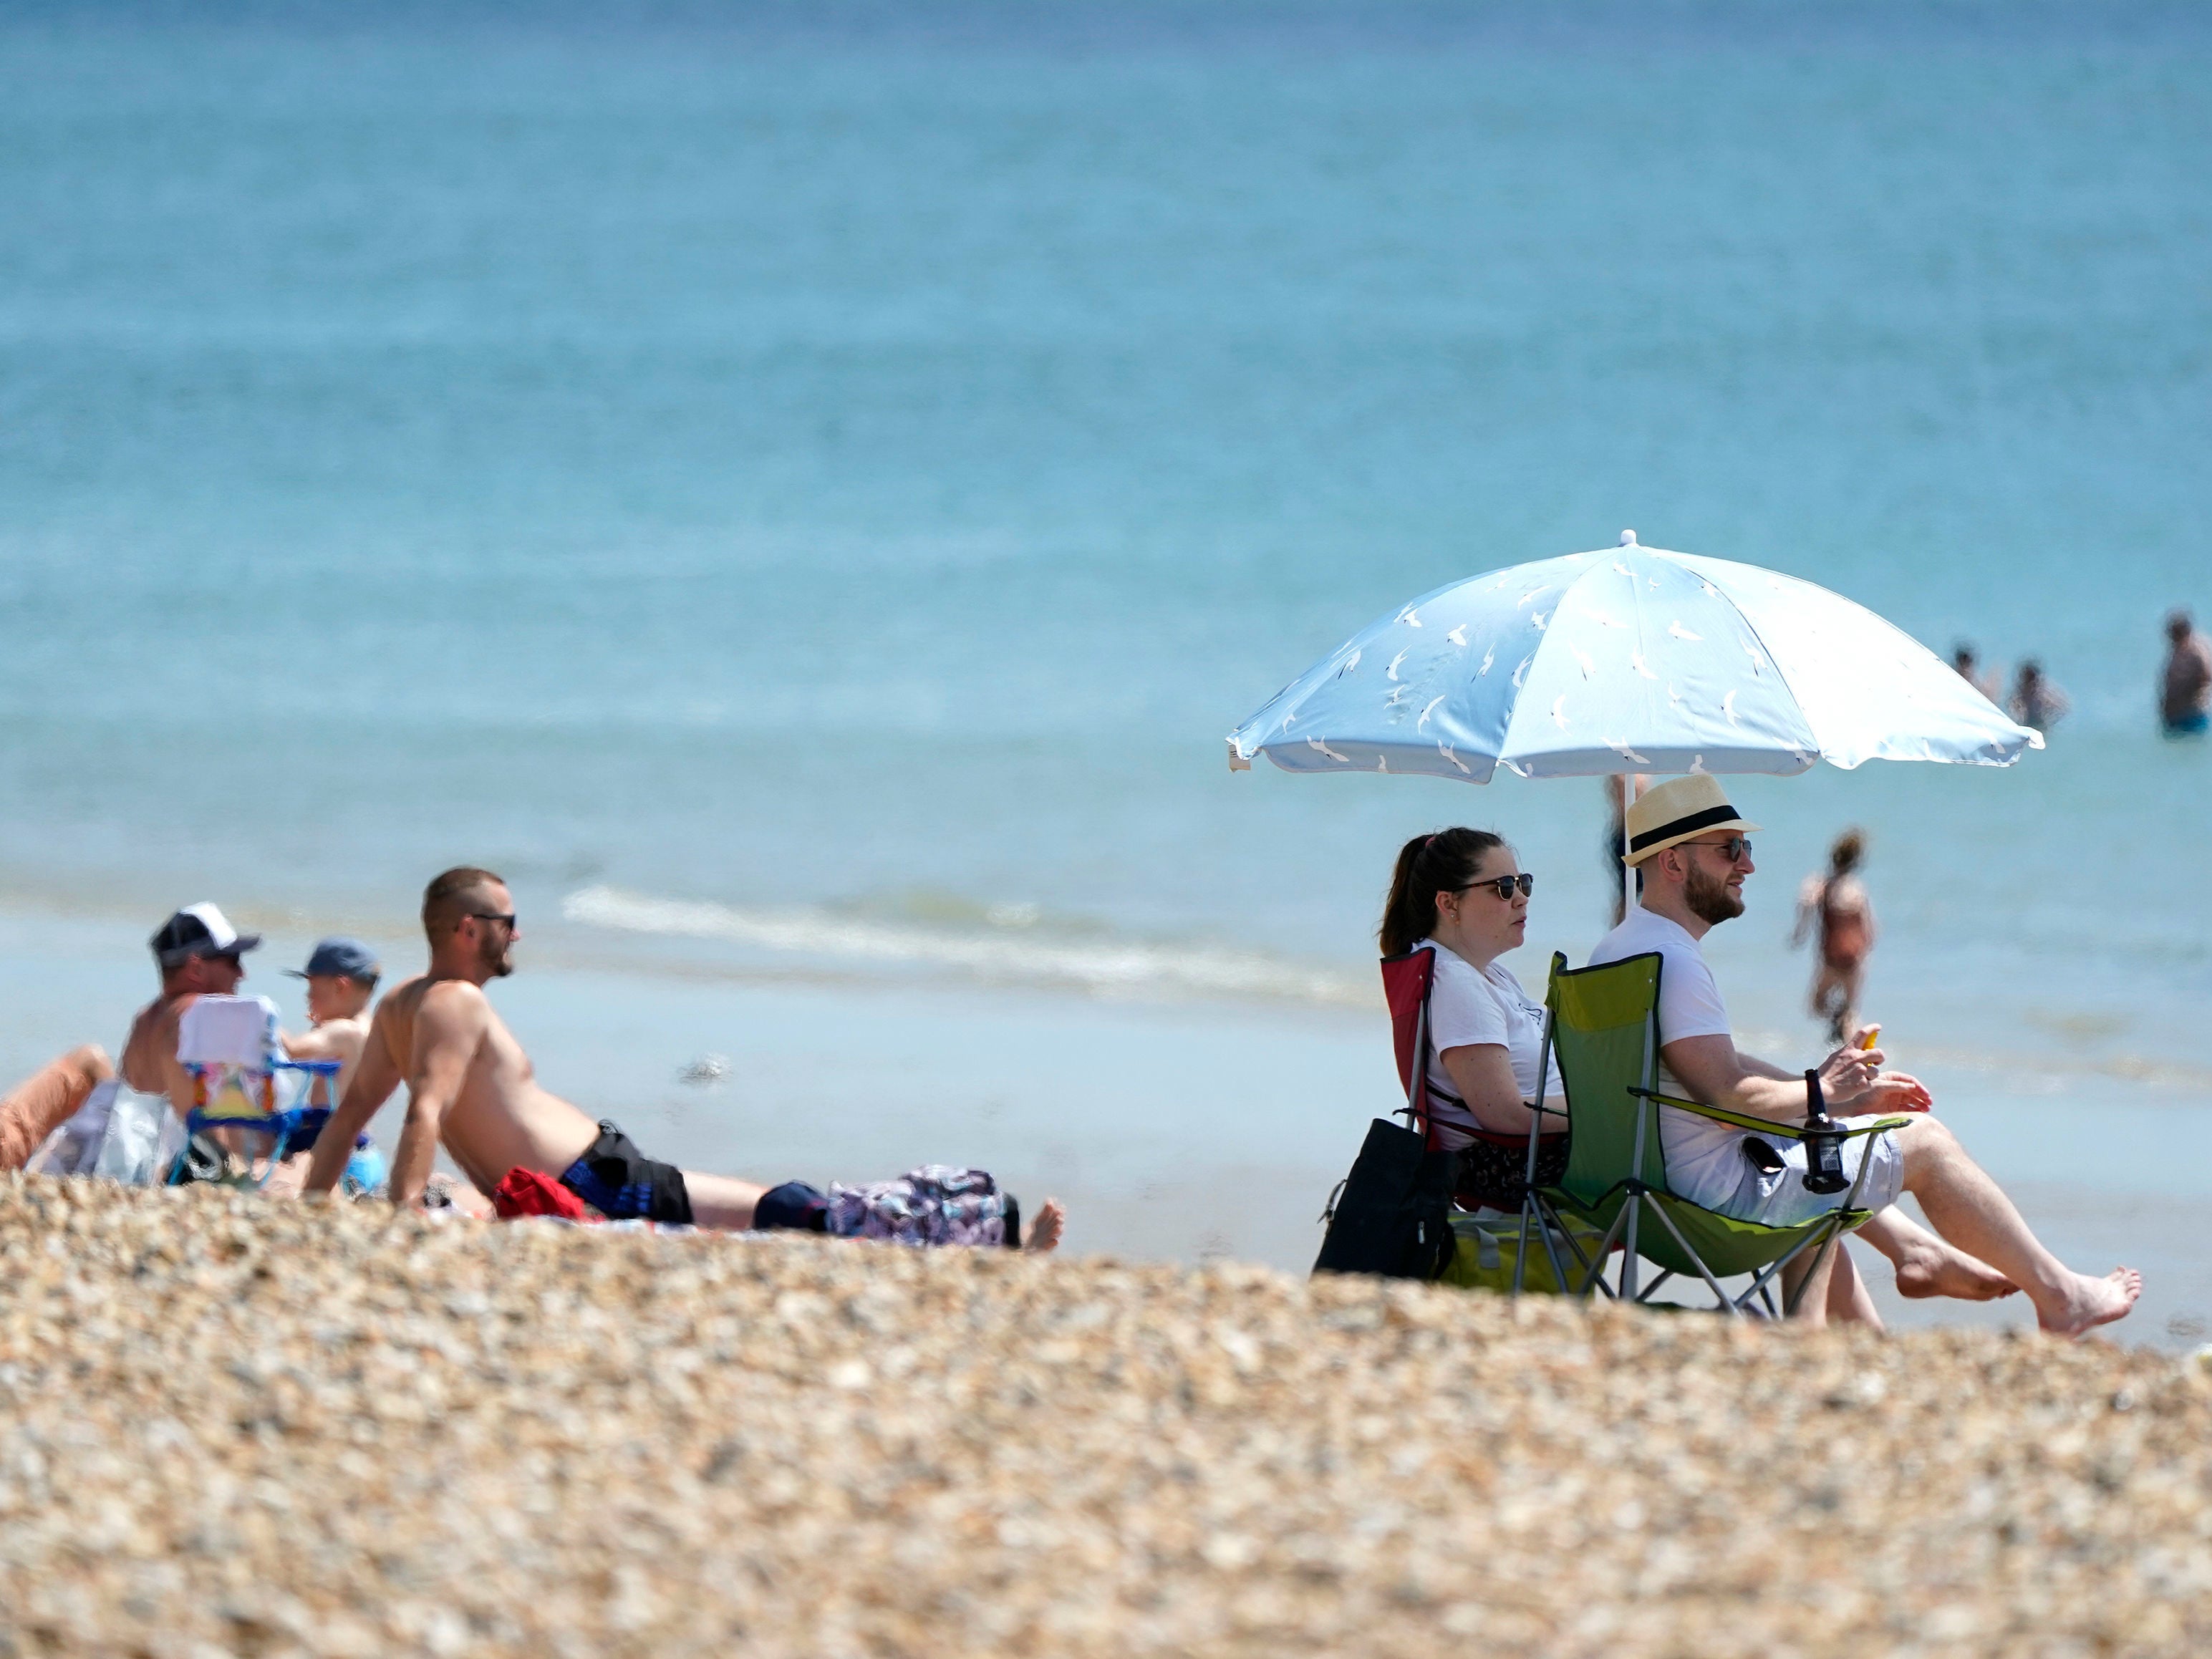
[
  {"x1": 1660, "y1": 1030, "x2": 1928, "y2": 1124},
  {"x1": 385, "y1": 986, "x2": 481, "y2": 1209},
  {"x1": 1438, "y1": 1044, "x2": 1556, "y2": 1136},
  {"x1": 1787, "y1": 877, "x2": 1821, "y2": 949},
  {"x1": 301, "y1": 1008, "x2": 402, "y2": 1194},
  {"x1": 281, "y1": 1025, "x2": 349, "y2": 1061}
]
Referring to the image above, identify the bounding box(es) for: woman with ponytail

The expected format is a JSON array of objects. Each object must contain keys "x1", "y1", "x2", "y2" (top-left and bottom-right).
[{"x1": 1380, "y1": 828, "x2": 1565, "y2": 1174}]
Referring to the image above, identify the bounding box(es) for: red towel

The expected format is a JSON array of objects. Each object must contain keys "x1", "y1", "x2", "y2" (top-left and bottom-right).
[{"x1": 491, "y1": 1166, "x2": 595, "y2": 1222}]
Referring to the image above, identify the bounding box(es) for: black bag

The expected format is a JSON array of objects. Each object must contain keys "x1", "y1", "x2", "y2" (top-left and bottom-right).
[{"x1": 1311, "y1": 1116, "x2": 1459, "y2": 1280}]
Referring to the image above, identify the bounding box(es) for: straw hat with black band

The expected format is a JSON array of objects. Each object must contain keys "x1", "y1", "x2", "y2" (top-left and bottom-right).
[{"x1": 1621, "y1": 774, "x2": 1762, "y2": 867}]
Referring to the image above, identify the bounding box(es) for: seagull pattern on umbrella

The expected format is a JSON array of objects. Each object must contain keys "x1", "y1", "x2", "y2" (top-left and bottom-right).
[{"x1": 1227, "y1": 535, "x2": 2039, "y2": 782}]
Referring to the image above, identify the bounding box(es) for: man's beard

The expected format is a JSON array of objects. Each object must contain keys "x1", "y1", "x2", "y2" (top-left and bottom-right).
[
  {"x1": 477, "y1": 931, "x2": 515, "y2": 978},
  {"x1": 1684, "y1": 861, "x2": 1744, "y2": 926}
]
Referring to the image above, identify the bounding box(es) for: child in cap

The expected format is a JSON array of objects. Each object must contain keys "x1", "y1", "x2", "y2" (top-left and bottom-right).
[{"x1": 279, "y1": 937, "x2": 381, "y2": 1107}]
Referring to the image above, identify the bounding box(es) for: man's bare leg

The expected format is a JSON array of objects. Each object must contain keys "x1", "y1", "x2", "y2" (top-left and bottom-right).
[
  {"x1": 1779, "y1": 1234, "x2": 1840, "y2": 1326},
  {"x1": 1825, "y1": 1242, "x2": 1883, "y2": 1329},
  {"x1": 681, "y1": 1171, "x2": 767, "y2": 1231},
  {"x1": 0, "y1": 1045, "x2": 112, "y2": 1170},
  {"x1": 1025, "y1": 1198, "x2": 1065, "y2": 1254},
  {"x1": 1855, "y1": 1206, "x2": 2017, "y2": 1301},
  {"x1": 1898, "y1": 1118, "x2": 2140, "y2": 1335}
]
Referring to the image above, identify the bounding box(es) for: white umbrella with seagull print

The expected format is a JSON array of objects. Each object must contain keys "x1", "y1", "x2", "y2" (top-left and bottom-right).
[
  {"x1": 1228, "y1": 531, "x2": 2037, "y2": 788},
  {"x1": 1227, "y1": 532, "x2": 2040, "y2": 914}
]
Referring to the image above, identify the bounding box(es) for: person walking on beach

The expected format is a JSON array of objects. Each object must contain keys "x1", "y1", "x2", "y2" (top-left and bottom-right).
[
  {"x1": 1791, "y1": 830, "x2": 1876, "y2": 1046},
  {"x1": 1588, "y1": 775, "x2": 2140, "y2": 1335},
  {"x1": 2007, "y1": 657, "x2": 2069, "y2": 733},
  {"x1": 302, "y1": 868, "x2": 1064, "y2": 1249},
  {"x1": 2159, "y1": 609, "x2": 2211, "y2": 736}
]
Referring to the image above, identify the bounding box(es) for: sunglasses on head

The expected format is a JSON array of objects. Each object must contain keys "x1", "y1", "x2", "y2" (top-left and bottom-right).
[
  {"x1": 1461, "y1": 873, "x2": 1535, "y2": 901},
  {"x1": 469, "y1": 911, "x2": 518, "y2": 929}
]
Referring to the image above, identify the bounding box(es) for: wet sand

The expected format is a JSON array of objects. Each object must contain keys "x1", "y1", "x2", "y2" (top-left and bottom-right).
[{"x1": 2, "y1": 1176, "x2": 2208, "y2": 1657}]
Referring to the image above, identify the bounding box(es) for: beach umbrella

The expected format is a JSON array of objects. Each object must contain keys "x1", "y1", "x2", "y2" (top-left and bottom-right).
[{"x1": 1227, "y1": 532, "x2": 2039, "y2": 784}]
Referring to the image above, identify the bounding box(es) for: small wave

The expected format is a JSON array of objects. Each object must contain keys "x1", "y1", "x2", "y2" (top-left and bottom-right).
[{"x1": 561, "y1": 884, "x2": 1376, "y2": 1010}]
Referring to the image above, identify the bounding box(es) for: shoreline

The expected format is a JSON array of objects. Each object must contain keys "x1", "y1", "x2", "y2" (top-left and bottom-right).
[{"x1": 0, "y1": 904, "x2": 2202, "y2": 1347}]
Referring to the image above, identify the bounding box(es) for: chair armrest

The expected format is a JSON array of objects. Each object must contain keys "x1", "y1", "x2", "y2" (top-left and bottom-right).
[
  {"x1": 1628, "y1": 1089, "x2": 1777, "y2": 1135},
  {"x1": 1628, "y1": 1090, "x2": 1914, "y2": 1140}
]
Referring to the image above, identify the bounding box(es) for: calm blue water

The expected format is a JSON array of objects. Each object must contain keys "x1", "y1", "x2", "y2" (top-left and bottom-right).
[{"x1": 2, "y1": 4, "x2": 2209, "y2": 1092}]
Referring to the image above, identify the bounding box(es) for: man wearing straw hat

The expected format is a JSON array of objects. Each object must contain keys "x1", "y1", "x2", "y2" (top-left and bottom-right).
[{"x1": 1588, "y1": 774, "x2": 2140, "y2": 1335}]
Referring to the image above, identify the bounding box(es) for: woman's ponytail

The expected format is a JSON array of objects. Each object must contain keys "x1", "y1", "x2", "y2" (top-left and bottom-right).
[{"x1": 1378, "y1": 827, "x2": 1505, "y2": 958}]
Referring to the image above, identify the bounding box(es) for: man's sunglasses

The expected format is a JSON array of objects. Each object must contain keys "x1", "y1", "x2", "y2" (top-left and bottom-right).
[
  {"x1": 1686, "y1": 836, "x2": 1753, "y2": 861},
  {"x1": 469, "y1": 912, "x2": 518, "y2": 929},
  {"x1": 1461, "y1": 874, "x2": 1535, "y2": 901}
]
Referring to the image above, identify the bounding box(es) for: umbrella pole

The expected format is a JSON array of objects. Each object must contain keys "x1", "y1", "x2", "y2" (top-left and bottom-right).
[{"x1": 1620, "y1": 773, "x2": 1646, "y2": 920}]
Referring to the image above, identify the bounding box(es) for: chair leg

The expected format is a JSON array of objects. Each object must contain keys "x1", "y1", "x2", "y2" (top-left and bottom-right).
[
  {"x1": 1782, "y1": 1219, "x2": 1843, "y2": 1319},
  {"x1": 1574, "y1": 1200, "x2": 1636, "y2": 1299},
  {"x1": 1633, "y1": 1269, "x2": 1676, "y2": 1305},
  {"x1": 1737, "y1": 1220, "x2": 1834, "y2": 1314},
  {"x1": 1535, "y1": 1194, "x2": 1615, "y2": 1300},
  {"x1": 1638, "y1": 1193, "x2": 1740, "y2": 1317},
  {"x1": 1621, "y1": 1190, "x2": 1643, "y2": 1303},
  {"x1": 1512, "y1": 1196, "x2": 1534, "y2": 1296}
]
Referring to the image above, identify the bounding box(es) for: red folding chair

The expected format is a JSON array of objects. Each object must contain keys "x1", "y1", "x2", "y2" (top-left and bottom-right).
[{"x1": 1381, "y1": 945, "x2": 1570, "y2": 1217}]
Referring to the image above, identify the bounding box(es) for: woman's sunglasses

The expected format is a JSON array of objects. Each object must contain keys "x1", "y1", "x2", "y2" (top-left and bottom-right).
[{"x1": 1461, "y1": 874, "x2": 1535, "y2": 901}]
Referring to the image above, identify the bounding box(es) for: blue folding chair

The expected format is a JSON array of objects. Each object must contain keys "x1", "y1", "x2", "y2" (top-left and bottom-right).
[{"x1": 163, "y1": 995, "x2": 341, "y2": 1189}]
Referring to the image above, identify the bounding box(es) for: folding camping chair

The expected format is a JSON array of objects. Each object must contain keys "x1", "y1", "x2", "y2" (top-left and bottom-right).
[
  {"x1": 1526, "y1": 952, "x2": 1913, "y2": 1317},
  {"x1": 1380, "y1": 945, "x2": 1590, "y2": 1294},
  {"x1": 165, "y1": 995, "x2": 340, "y2": 1189}
]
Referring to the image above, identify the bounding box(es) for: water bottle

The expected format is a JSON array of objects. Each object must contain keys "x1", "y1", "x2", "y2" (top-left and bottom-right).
[
  {"x1": 1801, "y1": 1068, "x2": 1849, "y2": 1194},
  {"x1": 342, "y1": 1133, "x2": 388, "y2": 1197}
]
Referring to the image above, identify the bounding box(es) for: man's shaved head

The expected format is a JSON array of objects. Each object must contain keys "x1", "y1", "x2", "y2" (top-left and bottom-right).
[{"x1": 422, "y1": 866, "x2": 506, "y2": 942}]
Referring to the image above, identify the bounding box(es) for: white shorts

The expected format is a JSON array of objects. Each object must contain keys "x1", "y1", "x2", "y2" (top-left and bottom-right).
[{"x1": 1712, "y1": 1117, "x2": 1905, "y2": 1229}]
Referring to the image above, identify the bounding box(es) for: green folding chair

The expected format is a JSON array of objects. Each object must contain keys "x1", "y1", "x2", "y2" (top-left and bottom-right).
[{"x1": 1512, "y1": 951, "x2": 1911, "y2": 1317}]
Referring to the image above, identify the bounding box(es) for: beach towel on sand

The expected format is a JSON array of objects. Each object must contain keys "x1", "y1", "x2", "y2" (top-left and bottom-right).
[
  {"x1": 26, "y1": 1080, "x2": 186, "y2": 1186},
  {"x1": 826, "y1": 1166, "x2": 1018, "y2": 1248}
]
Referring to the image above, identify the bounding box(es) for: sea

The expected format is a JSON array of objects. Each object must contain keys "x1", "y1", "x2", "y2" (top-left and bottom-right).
[{"x1": 2, "y1": 1, "x2": 2208, "y2": 1337}]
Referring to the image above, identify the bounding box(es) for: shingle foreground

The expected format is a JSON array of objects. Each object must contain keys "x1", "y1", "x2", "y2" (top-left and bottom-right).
[{"x1": 0, "y1": 1176, "x2": 2206, "y2": 1658}]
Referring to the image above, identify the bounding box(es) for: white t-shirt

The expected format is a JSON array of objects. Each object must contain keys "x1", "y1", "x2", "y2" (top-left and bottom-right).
[
  {"x1": 1584, "y1": 906, "x2": 1742, "y2": 1209},
  {"x1": 1413, "y1": 939, "x2": 1565, "y2": 1150}
]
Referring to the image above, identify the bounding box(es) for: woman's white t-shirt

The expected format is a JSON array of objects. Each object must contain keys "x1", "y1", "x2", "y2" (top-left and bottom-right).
[{"x1": 1411, "y1": 939, "x2": 1564, "y2": 1147}]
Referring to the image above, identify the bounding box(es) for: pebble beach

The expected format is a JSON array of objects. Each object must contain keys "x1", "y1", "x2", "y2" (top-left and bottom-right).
[{"x1": 2, "y1": 1177, "x2": 2207, "y2": 1658}]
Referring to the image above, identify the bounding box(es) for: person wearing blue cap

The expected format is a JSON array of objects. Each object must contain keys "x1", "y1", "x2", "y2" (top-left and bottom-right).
[{"x1": 278, "y1": 937, "x2": 382, "y2": 1108}]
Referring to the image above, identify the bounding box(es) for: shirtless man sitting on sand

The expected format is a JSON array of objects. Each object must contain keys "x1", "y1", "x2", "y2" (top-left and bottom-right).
[
  {"x1": 120, "y1": 904, "x2": 261, "y2": 1108},
  {"x1": 303, "y1": 867, "x2": 1063, "y2": 1249}
]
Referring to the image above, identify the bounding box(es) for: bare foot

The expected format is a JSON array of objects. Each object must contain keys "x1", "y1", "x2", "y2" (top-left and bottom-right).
[
  {"x1": 2038, "y1": 1267, "x2": 2143, "y2": 1337},
  {"x1": 1023, "y1": 1198, "x2": 1064, "y2": 1254},
  {"x1": 1893, "y1": 1237, "x2": 2019, "y2": 1302}
]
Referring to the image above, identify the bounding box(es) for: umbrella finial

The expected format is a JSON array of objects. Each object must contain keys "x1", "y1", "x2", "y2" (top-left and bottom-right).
[{"x1": 1619, "y1": 529, "x2": 1638, "y2": 546}]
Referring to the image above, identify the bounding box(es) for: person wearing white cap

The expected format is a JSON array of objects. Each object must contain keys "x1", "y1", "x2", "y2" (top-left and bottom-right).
[
  {"x1": 1588, "y1": 774, "x2": 2140, "y2": 1336},
  {"x1": 118, "y1": 902, "x2": 262, "y2": 1111}
]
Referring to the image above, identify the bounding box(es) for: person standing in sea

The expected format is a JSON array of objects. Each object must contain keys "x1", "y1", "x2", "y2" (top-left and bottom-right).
[
  {"x1": 2008, "y1": 657, "x2": 2070, "y2": 732},
  {"x1": 1951, "y1": 642, "x2": 2002, "y2": 704},
  {"x1": 1792, "y1": 831, "x2": 1877, "y2": 1047},
  {"x1": 2159, "y1": 609, "x2": 2211, "y2": 736}
]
